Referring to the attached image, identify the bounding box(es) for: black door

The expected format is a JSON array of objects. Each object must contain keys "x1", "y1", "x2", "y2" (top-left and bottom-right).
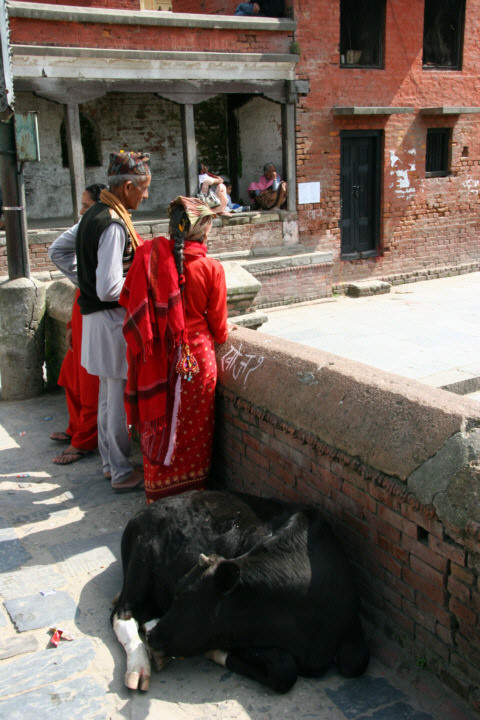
[{"x1": 340, "y1": 132, "x2": 381, "y2": 257}]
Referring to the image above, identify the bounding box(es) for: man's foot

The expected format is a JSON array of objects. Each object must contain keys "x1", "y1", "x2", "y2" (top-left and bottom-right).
[
  {"x1": 50, "y1": 431, "x2": 72, "y2": 443},
  {"x1": 52, "y1": 446, "x2": 92, "y2": 465},
  {"x1": 112, "y1": 467, "x2": 144, "y2": 494},
  {"x1": 104, "y1": 471, "x2": 112, "y2": 480}
]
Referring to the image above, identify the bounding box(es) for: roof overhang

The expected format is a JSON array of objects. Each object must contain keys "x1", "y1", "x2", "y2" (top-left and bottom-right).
[{"x1": 12, "y1": 45, "x2": 299, "y2": 104}]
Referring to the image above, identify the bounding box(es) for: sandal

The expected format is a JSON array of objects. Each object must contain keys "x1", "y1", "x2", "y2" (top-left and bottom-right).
[
  {"x1": 50, "y1": 431, "x2": 72, "y2": 443},
  {"x1": 52, "y1": 447, "x2": 92, "y2": 465},
  {"x1": 112, "y1": 468, "x2": 144, "y2": 494}
]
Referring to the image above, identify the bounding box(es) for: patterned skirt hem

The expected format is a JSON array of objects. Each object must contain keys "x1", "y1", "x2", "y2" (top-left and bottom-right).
[{"x1": 145, "y1": 475, "x2": 208, "y2": 503}]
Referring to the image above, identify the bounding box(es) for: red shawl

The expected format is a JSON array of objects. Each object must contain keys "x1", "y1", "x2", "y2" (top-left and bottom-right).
[{"x1": 120, "y1": 237, "x2": 185, "y2": 465}]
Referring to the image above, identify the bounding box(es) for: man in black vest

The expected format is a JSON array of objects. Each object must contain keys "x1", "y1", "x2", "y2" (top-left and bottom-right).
[{"x1": 52, "y1": 151, "x2": 151, "y2": 492}]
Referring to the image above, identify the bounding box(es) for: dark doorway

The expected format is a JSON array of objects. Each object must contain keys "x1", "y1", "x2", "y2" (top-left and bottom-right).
[{"x1": 340, "y1": 131, "x2": 381, "y2": 258}]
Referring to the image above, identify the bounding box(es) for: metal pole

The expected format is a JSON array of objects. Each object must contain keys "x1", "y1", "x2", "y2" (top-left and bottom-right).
[{"x1": 0, "y1": 119, "x2": 30, "y2": 279}]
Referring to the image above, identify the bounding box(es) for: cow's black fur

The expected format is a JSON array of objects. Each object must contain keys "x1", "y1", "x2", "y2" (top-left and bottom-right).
[{"x1": 113, "y1": 490, "x2": 369, "y2": 692}]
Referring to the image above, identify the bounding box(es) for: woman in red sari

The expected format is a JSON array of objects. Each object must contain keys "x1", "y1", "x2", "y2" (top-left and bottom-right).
[{"x1": 120, "y1": 196, "x2": 228, "y2": 503}]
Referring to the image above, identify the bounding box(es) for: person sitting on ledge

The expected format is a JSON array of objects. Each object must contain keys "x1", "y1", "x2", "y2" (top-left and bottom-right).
[
  {"x1": 248, "y1": 162, "x2": 288, "y2": 210},
  {"x1": 234, "y1": 0, "x2": 284, "y2": 17},
  {"x1": 197, "y1": 163, "x2": 231, "y2": 216}
]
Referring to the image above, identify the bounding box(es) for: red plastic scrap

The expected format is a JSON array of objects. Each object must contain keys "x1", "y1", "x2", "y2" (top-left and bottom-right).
[{"x1": 49, "y1": 627, "x2": 74, "y2": 647}]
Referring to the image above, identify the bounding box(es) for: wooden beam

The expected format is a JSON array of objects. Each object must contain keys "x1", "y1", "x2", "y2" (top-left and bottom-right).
[
  {"x1": 282, "y1": 101, "x2": 296, "y2": 212},
  {"x1": 180, "y1": 103, "x2": 197, "y2": 198},
  {"x1": 64, "y1": 103, "x2": 85, "y2": 219}
]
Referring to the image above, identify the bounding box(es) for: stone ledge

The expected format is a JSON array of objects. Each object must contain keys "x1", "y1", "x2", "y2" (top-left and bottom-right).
[
  {"x1": 241, "y1": 251, "x2": 333, "y2": 274},
  {"x1": 216, "y1": 326, "x2": 480, "y2": 534},
  {"x1": 12, "y1": 45, "x2": 297, "y2": 66},
  {"x1": 8, "y1": 2, "x2": 296, "y2": 31}
]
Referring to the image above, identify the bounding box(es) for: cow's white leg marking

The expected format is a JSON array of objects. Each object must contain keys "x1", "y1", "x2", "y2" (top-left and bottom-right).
[
  {"x1": 142, "y1": 618, "x2": 170, "y2": 672},
  {"x1": 113, "y1": 613, "x2": 151, "y2": 691},
  {"x1": 142, "y1": 618, "x2": 160, "y2": 634},
  {"x1": 205, "y1": 649, "x2": 228, "y2": 667}
]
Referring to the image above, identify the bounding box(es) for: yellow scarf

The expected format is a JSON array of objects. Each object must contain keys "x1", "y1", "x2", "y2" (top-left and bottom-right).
[{"x1": 100, "y1": 188, "x2": 141, "y2": 250}]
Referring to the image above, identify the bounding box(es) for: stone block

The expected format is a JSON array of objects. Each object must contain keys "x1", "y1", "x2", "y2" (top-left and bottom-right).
[
  {"x1": 0, "y1": 566, "x2": 66, "y2": 601},
  {"x1": 346, "y1": 280, "x2": 391, "y2": 297},
  {"x1": 0, "y1": 677, "x2": 105, "y2": 719},
  {"x1": 0, "y1": 637, "x2": 95, "y2": 696},
  {"x1": 4, "y1": 591, "x2": 78, "y2": 632}
]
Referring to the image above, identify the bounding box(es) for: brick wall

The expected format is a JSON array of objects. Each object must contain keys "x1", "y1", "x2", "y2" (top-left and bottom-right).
[
  {"x1": 0, "y1": 219, "x2": 286, "y2": 276},
  {"x1": 213, "y1": 327, "x2": 480, "y2": 711},
  {"x1": 294, "y1": 0, "x2": 480, "y2": 283},
  {"x1": 9, "y1": 17, "x2": 291, "y2": 53},
  {"x1": 21, "y1": 0, "x2": 141, "y2": 7},
  {"x1": 252, "y1": 263, "x2": 330, "y2": 306}
]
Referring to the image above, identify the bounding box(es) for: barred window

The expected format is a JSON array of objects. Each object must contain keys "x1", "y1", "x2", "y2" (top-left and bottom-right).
[{"x1": 425, "y1": 129, "x2": 450, "y2": 177}]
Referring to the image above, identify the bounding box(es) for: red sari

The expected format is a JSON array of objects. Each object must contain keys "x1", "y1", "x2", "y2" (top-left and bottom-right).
[
  {"x1": 57, "y1": 289, "x2": 99, "y2": 450},
  {"x1": 143, "y1": 242, "x2": 228, "y2": 503}
]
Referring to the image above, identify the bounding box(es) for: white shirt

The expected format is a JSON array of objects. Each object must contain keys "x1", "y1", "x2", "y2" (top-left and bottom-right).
[{"x1": 48, "y1": 220, "x2": 128, "y2": 379}]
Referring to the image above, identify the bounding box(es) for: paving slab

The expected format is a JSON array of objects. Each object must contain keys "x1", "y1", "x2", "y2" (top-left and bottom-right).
[
  {"x1": 0, "y1": 637, "x2": 95, "y2": 695},
  {"x1": 4, "y1": 590, "x2": 78, "y2": 632},
  {"x1": 0, "y1": 676, "x2": 105, "y2": 719},
  {"x1": 263, "y1": 272, "x2": 480, "y2": 391},
  {"x1": 0, "y1": 566, "x2": 66, "y2": 600},
  {"x1": 0, "y1": 634, "x2": 40, "y2": 660}
]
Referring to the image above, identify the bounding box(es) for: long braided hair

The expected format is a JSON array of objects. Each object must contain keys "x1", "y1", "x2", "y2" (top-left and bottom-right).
[{"x1": 169, "y1": 202, "x2": 190, "y2": 281}]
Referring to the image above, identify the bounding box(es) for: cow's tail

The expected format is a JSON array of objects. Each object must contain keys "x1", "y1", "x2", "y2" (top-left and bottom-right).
[{"x1": 335, "y1": 623, "x2": 370, "y2": 678}]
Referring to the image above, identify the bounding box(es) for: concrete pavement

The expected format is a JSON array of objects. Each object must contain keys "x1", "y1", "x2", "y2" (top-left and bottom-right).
[
  {"x1": 0, "y1": 392, "x2": 478, "y2": 718},
  {"x1": 263, "y1": 272, "x2": 480, "y2": 399}
]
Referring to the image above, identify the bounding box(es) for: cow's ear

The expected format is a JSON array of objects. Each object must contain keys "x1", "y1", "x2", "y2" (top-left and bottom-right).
[{"x1": 214, "y1": 561, "x2": 241, "y2": 594}]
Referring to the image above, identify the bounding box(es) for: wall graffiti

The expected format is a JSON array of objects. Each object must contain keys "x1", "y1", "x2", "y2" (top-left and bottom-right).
[{"x1": 221, "y1": 344, "x2": 265, "y2": 388}]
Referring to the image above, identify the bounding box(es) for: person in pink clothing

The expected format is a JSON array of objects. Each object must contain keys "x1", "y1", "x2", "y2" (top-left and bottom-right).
[{"x1": 248, "y1": 162, "x2": 288, "y2": 210}]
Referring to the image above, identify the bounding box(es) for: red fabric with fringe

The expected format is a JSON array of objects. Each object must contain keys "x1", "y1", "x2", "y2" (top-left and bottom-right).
[
  {"x1": 143, "y1": 242, "x2": 228, "y2": 503},
  {"x1": 119, "y1": 237, "x2": 185, "y2": 465}
]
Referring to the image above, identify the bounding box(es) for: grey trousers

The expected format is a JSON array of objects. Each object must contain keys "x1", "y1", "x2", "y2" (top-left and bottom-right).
[{"x1": 97, "y1": 376, "x2": 132, "y2": 485}]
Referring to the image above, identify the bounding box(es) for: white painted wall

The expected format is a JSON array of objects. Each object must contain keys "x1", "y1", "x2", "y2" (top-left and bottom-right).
[{"x1": 237, "y1": 96, "x2": 282, "y2": 205}]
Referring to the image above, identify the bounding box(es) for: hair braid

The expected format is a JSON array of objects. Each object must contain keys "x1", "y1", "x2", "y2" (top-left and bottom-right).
[{"x1": 169, "y1": 205, "x2": 190, "y2": 281}]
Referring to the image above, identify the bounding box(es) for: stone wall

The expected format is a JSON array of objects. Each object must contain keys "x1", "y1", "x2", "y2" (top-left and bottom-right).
[{"x1": 213, "y1": 326, "x2": 480, "y2": 711}]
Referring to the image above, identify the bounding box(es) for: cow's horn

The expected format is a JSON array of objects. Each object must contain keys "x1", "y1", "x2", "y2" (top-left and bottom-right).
[{"x1": 198, "y1": 553, "x2": 213, "y2": 567}]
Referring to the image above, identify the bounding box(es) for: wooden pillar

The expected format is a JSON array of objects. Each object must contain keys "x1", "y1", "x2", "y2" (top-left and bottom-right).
[
  {"x1": 226, "y1": 97, "x2": 240, "y2": 202},
  {"x1": 180, "y1": 103, "x2": 197, "y2": 197},
  {"x1": 64, "y1": 103, "x2": 85, "y2": 219},
  {"x1": 282, "y1": 101, "x2": 296, "y2": 212}
]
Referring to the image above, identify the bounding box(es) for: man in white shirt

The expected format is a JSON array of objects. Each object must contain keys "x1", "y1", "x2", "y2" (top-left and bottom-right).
[{"x1": 49, "y1": 151, "x2": 151, "y2": 492}]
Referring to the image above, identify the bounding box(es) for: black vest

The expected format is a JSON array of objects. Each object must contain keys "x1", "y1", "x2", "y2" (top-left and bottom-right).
[{"x1": 76, "y1": 203, "x2": 130, "y2": 315}]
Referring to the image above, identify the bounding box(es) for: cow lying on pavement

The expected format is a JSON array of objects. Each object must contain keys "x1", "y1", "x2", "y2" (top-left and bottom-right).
[{"x1": 112, "y1": 490, "x2": 369, "y2": 693}]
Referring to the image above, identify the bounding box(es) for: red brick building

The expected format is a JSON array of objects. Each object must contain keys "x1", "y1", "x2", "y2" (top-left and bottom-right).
[{"x1": 3, "y1": 0, "x2": 480, "y2": 292}]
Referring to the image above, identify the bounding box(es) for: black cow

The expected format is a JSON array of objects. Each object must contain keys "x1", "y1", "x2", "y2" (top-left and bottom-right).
[{"x1": 112, "y1": 490, "x2": 369, "y2": 693}]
